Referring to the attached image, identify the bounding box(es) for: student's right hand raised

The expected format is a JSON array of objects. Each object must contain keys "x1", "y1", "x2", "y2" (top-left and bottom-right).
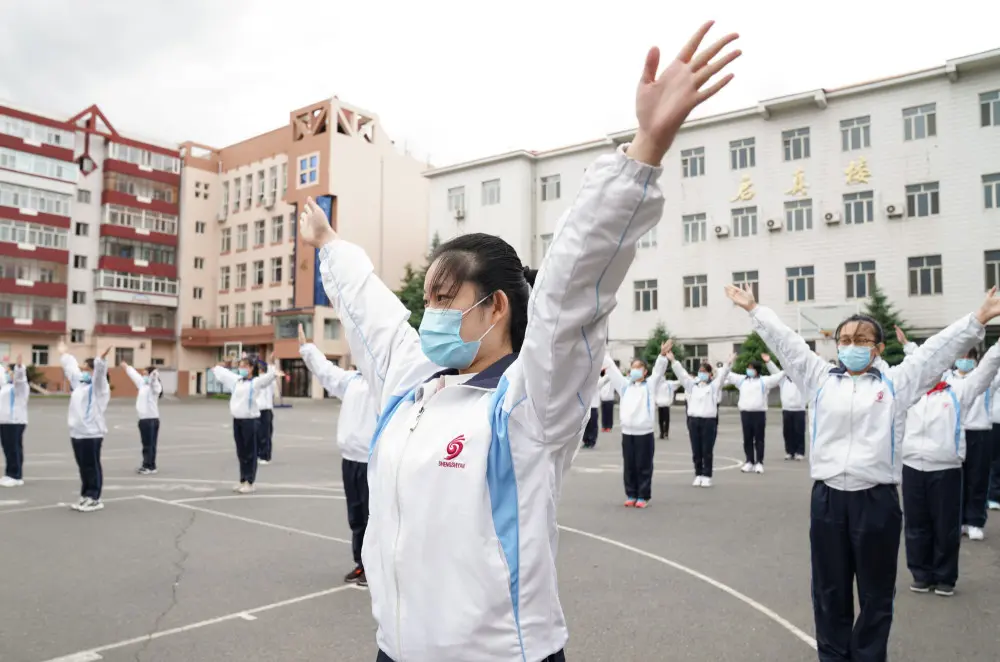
[
  {"x1": 894, "y1": 325, "x2": 908, "y2": 345},
  {"x1": 299, "y1": 197, "x2": 337, "y2": 249},
  {"x1": 297, "y1": 323, "x2": 307, "y2": 346},
  {"x1": 725, "y1": 283, "x2": 757, "y2": 311},
  {"x1": 975, "y1": 286, "x2": 1000, "y2": 325}
]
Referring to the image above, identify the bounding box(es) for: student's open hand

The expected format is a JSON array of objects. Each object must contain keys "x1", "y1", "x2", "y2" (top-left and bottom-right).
[
  {"x1": 725, "y1": 283, "x2": 757, "y2": 311},
  {"x1": 15, "y1": 354, "x2": 22, "y2": 366},
  {"x1": 761, "y1": 353, "x2": 771, "y2": 363},
  {"x1": 661, "y1": 339, "x2": 674, "y2": 355},
  {"x1": 727, "y1": 352, "x2": 737, "y2": 365},
  {"x1": 298, "y1": 197, "x2": 337, "y2": 249},
  {"x1": 57, "y1": 340, "x2": 68, "y2": 355},
  {"x1": 894, "y1": 325, "x2": 907, "y2": 345},
  {"x1": 119, "y1": 361, "x2": 128, "y2": 369},
  {"x1": 297, "y1": 323, "x2": 307, "y2": 345},
  {"x1": 665, "y1": 351, "x2": 675, "y2": 362},
  {"x1": 976, "y1": 286, "x2": 1000, "y2": 325},
  {"x1": 627, "y1": 22, "x2": 740, "y2": 165},
  {"x1": 101, "y1": 347, "x2": 113, "y2": 359}
]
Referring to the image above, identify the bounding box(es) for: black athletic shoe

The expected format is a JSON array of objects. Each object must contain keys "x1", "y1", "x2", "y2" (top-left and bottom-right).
[
  {"x1": 357, "y1": 570, "x2": 367, "y2": 587},
  {"x1": 934, "y1": 584, "x2": 955, "y2": 597},
  {"x1": 344, "y1": 566, "x2": 364, "y2": 584},
  {"x1": 909, "y1": 581, "x2": 933, "y2": 593}
]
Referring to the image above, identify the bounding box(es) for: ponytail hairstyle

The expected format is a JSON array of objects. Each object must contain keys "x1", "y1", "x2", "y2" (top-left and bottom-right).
[{"x1": 427, "y1": 233, "x2": 537, "y2": 352}]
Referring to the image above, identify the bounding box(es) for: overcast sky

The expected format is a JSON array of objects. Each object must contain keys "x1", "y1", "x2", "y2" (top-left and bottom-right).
[{"x1": 1, "y1": 1, "x2": 995, "y2": 167}]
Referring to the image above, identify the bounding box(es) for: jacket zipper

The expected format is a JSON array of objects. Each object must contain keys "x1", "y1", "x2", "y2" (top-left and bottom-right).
[
  {"x1": 843, "y1": 378, "x2": 856, "y2": 490},
  {"x1": 392, "y1": 402, "x2": 426, "y2": 661}
]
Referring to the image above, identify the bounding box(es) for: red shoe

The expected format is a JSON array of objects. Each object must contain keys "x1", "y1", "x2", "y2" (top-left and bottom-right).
[
  {"x1": 635, "y1": 499, "x2": 649, "y2": 509},
  {"x1": 624, "y1": 499, "x2": 636, "y2": 507}
]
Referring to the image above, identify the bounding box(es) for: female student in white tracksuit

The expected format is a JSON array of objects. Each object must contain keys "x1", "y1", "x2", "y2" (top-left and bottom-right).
[
  {"x1": 256, "y1": 365, "x2": 276, "y2": 464},
  {"x1": 59, "y1": 342, "x2": 112, "y2": 512},
  {"x1": 654, "y1": 368, "x2": 681, "y2": 440},
  {"x1": 121, "y1": 362, "x2": 162, "y2": 475},
  {"x1": 602, "y1": 349, "x2": 668, "y2": 507},
  {"x1": 598, "y1": 368, "x2": 616, "y2": 432},
  {"x1": 297, "y1": 25, "x2": 741, "y2": 660},
  {"x1": 727, "y1": 282, "x2": 1000, "y2": 662},
  {"x1": 727, "y1": 359, "x2": 783, "y2": 473},
  {"x1": 901, "y1": 339, "x2": 1000, "y2": 597},
  {"x1": 298, "y1": 324, "x2": 378, "y2": 586},
  {"x1": 0, "y1": 359, "x2": 29, "y2": 488},
  {"x1": 211, "y1": 359, "x2": 278, "y2": 494},
  {"x1": 669, "y1": 352, "x2": 732, "y2": 487},
  {"x1": 765, "y1": 355, "x2": 807, "y2": 461}
]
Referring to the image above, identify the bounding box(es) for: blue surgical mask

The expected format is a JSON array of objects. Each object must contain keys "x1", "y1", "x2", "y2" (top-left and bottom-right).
[
  {"x1": 80, "y1": 373, "x2": 92, "y2": 384},
  {"x1": 142, "y1": 376, "x2": 150, "y2": 385},
  {"x1": 697, "y1": 372, "x2": 710, "y2": 383},
  {"x1": 419, "y1": 294, "x2": 496, "y2": 369},
  {"x1": 238, "y1": 368, "x2": 249, "y2": 378},
  {"x1": 629, "y1": 368, "x2": 644, "y2": 382},
  {"x1": 838, "y1": 346, "x2": 873, "y2": 373},
  {"x1": 746, "y1": 369, "x2": 757, "y2": 377},
  {"x1": 955, "y1": 358, "x2": 976, "y2": 373}
]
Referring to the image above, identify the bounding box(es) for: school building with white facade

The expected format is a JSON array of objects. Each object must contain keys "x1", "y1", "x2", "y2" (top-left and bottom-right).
[{"x1": 425, "y1": 48, "x2": 1000, "y2": 370}]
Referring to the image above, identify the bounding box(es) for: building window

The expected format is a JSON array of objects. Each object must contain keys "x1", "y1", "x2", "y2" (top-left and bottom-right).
[
  {"x1": 637, "y1": 227, "x2": 657, "y2": 249},
  {"x1": 271, "y1": 216, "x2": 284, "y2": 243},
  {"x1": 71, "y1": 329, "x2": 85, "y2": 343},
  {"x1": 254, "y1": 219, "x2": 265, "y2": 246},
  {"x1": 72, "y1": 291, "x2": 86, "y2": 304},
  {"x1": 287, "y1": 214, "x2": 294, "y2": 242},
  {"x1": 281, "y1": 163, "x2": 287, "y2": 196},
  {"x1": 31, "y1": 344, "x2": 48, "y2": 365},
  {"x1": 298, "y1": 153, "x2": 319, "y2": 187},
  {"x1": 289, "y1": 253, "x2": 295, "y2": 283},
  {"x1": 223, "y1": 181, "x2": 230, "y2": 211},
  {"x1": 908, "y1": 255, "x2": 943, "y2": 296},
  {"x1": 840, "y1": 116, "x2": 871, "y2": 151},
  {"x1": 683, "y1": 274, "x2": 708, "y2": 309},
  {"x1": 986, "y1": 250, "x2": 1000, "y2": 290},
  {"x1": 844, "y1": 191, "x2": 875, "y2": 224},
  {"x1": 219, "y1": 266, "x2": 230, "y2": 290},
  {"x1": 903, "y1": 103, "x2": 936, "y2": 141},
  {"x1": 481, "y1": 179, "x2": 501, "y2": 206},
  {"x1": 324, "y1": 319, "x2": 341, "y2": 339},
  {"x1": 219, "y1": 306, "x2": 229, "y2": 328},
  {"x1": 982, "y1": 90, "x2": 1000, "y2": 127},
  {"x1": 782, "y1": 128, "x2": 811, "y2": 161},
  {"x1": 256, "y1": 170, "x2": 265, "y2": 199},
  {"x1": 221, "y1": 227, "x2": 231, "y2": 253},
  {"x1": 269, "y1": 299, "x2": 281, "y2": 312},
  {"x1": 75, "y1": 222, "x2": 88, "y2": 237},
  {"x1": 193, "y1": 286, "x2": 203, "y2": 299},
  {"x1": 729, "y1": 137, "x2": 755, "y2": 170},
  {"x1": 194, "y1": 257, "x2": 204, "y2": 269},
  {"x1": 269, "y1": 165, "x2": 278, "y2": 195},
  {"x1": 540, "y1": 233, "x2": 553, "y2": 257},
  {"x1": 73, "y1": 255, "x2": 87, "y2": 269},
  {"x1": 77, "y1": 190, "x2": 91, "y2": 204},
  {"x1": 845, "y1": 261, "x2": 876, "y2": 299},
  {"x1": 786, "y1": 265, "x2": 815, "y2": 302},
  {"x1": 233, "y1": 179, "x2": 241, "y2": 212},
  {"x1": 195, "y1": 221, "x2": 206, "y2": 234},
  {"x1": 682, "y1": 213, "x2": 707, "y2": 244},
  {"x1": 244, "y1": 175, "x2": 252, "y2": 208},
  {"x1": 447, "y1": 186, "x2": 465, "y2": 212},
  {"x1": 784, "y1": 199, "x2": 813, "y2": 232},
  {"x1": 113, "y1": 348, "x2": 135, "y2": 365},
  {"x1": 540, "y1": 175, "x2": 561, "y2": 201},
  {"x1": 983, "y1": 173, "x2": 1000, "y2": 209},
  {"x1": 906, "y1": 182, "x2": 940, "y2": 217},
  {"x1": 681, "y1": 147, "x2": 705, "y2": 177},
  {"x1": 236, "y1": 263, "x2": 247, "y2": 289},
  {"x1": 731, "y1": 206, "x2": 758, "y2": 237},
  {"x1": 633, "y1": 279, "x2": 658, "y2": 312},
  {"x1": 683, "y1": 344, "x2": 708, "y2": 375},
  {"x1": 271, "y1": 257, "x2": 282, "y2": 283},
  {"x1": 732, "y1": 270, "x2": 759, "y2": 302},
  {"x1": 253, "y1": 260, "x2": 264, "y2": 287},
  {"x1": 236, "y1": 224, "x2": 248, "y2": 250},
  {"x1": 234, "y1": 303, "x2": 246, "y2": 327},
  {"x1": 251, "y1": 302, "x2": 263, "y2": 326},
  {"x1": 191, "y1": 316, "x2": 204, "y2": 329}
]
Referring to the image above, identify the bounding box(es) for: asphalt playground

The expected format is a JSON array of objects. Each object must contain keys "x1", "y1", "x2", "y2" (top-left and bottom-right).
[{"x1": 2, "y1": 398, "x2": 999, "y2": 662}]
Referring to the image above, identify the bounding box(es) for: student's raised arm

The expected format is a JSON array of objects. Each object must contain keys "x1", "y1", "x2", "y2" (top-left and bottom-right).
[
  {"x1": 57, "y1": 340, "x2": 81, "y2": 388},
  {"x1": 122, "y1": 363, "x2": 143, "y2": 389},
  {"x1": 515, "y1": 24, "x2": 740, "y2": 444},
  {"x1": 602, "y1": 355, "x2": 628, "y2": 396},
  {"x1": 92, "y1": 347, "x2": 112, "y2": 396},
  {"x1": 12, "y1": 356, "x2": 28, "y2": 401},
  {"x1": 669, "y1": 354, "x2": 695, "y2": 391},
  {"x1": 956, "y1": 340, "x2": 1000, "y2": 410},
  {"x1": 150, "y1": 370, "x2": 162, "y2": 396},
  {"x1": 211, "y1": 364, "x2": 240, "y2": 392},
  {"x1": 252, "y1": 359, "x2": 279, "y2": 390}
]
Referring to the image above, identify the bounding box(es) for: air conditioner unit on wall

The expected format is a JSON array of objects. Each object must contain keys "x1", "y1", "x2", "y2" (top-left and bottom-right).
[
  {"x1": 824, "y1": 211, "x2": 842, "y2": 224},
  {"x1": 766, "y1": 219, "x2": 782, "y2": 232},
  {"x1": 714, "y1": 225, "x2": 730, "y2": 237},
  {"x1": 455, "y1": 209, "x2": 465, "y2": 220},
  {"x1": 885, "y1": 202, "x2": 905, "y2": 219},
  {"x1": 216, "y1": 210, "x2": 227, "y2": 222}
]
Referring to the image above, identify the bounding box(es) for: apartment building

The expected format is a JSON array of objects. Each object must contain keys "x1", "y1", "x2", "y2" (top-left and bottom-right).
[
  {"x1": 426, "y1": 48, "x2": 1000, "y2": 370},
  {"x1": 177, "y1": 97, "x2": 429, "y2": 398}
]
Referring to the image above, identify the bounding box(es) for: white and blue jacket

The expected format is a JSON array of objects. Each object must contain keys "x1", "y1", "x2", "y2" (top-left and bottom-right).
[
  {"x1": 0, "y1": 364, "x2": 29, "y2": 425},
  {"x1": 902, "y1": 341, "x2": 1000, "y2": 472},
  {"x1": 61, "y1": 355, "x2": 110, "y2": 439},
  {"x1": 766, "y1": 360, "x2": 805, "y2": 411},
  {"x1": 124, "y1": 365, "x2": 161, "y2": 420},
  {"x1": 672, "y1": 360, "x2": 730, "y2": 419},
  {"x1": 750, "y1": 305, "x2": 985, "y2": 491},
  {"x1": 726, "y1": 370, "x2": 783, "y2": 411},
  {"x1": 602, "y1": 354, "x2": 667, "y2": 435},
  {"x1": 317, "y1": 146, "x2": 664, "y2": 662},
  {"x1": 299, "y1": 343, "x2": 377, "y2": 464},
  {"x1": 211, "y1": 366, "x2": 278, "y2": 419}
]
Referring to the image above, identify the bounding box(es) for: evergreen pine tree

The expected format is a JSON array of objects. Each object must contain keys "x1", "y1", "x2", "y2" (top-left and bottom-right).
[
  {"x1": 640, "y1": 323, "x2": 686, "y2": 378},
  {"x1": 863, "y1": 282, "x2": 908, "y2": 366},
  {"x1": 733, "y1": 331, "x2": 776, "y2": 375},
  {"x1": 394, "y1": 233, "x2": 440, "y2": 329}
]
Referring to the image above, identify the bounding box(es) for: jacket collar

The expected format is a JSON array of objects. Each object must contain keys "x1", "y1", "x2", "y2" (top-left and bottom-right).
[
  {"x1": 426, "y1": 353, "x2": 518, "y2": 390},
  {"x1": 829, "y1": 364, "x2": 884, "y2": 379}
]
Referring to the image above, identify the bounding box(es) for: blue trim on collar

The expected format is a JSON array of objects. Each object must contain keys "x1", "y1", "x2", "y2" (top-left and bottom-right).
[
  {"x1": 829, "y1": 364, "x2": 884, "y2": 379},
  {"x1": 424, "y1": 353, "x2": 519, "y2": 390}
]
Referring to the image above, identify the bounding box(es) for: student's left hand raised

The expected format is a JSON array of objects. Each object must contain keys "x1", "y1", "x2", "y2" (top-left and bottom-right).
[
  {"x1": 661, "y1": 339, "x2": 674, "y2": 355},
  {"x1": 725, "y1": 283, "x2": 757, "y2": 311},
  {"x1": 975, "y1": 286, "x2": 1000, "y2": 325},
  {"x1": 761, "y1": 353, "x2": 771, "y2": 363}
]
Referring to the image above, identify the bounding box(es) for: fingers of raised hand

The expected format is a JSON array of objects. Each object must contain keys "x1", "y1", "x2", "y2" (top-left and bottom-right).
[
  {"x1": 676, "y1": 21, "x2": 715, "y2": 63},
  {"x1": 690, "y1": 32, "x2": 740, "y2": 75}
]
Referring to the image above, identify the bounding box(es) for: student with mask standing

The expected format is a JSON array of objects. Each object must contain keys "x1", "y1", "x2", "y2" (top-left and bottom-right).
[
  {"x1": 654, "y1": 363, "x2": 681, "y2": 440},
  {"x1": 727, "y1": 358, "x2": 783, "y2": 474},
  {"x1": 297, "y1": 323, "x2": 376, "y2": 587},
  {"x1": 120, "y1": 361, "x2": 162, "y2": 475},
  {"x1": 726, "y1": 283, "x2": 1000, "y2": 662},
  {"x1": 299, "y1": 25, "x2": 741, "y2": 660},
  {"x1": 0, "y1": 357, "x2": 29, "y2": 488},
  {"x1": 668, "y1": 351, "x2": 733, "y2": 487},
  {"x1": 59, "y1": 342, "x2": 113, "y2": 512},
  {"x1": 763, "y1": 352, "x2": 806, "y2": 461},
  {"x1": 256, "y1": 360, "x2": 276, "y2": 465}
]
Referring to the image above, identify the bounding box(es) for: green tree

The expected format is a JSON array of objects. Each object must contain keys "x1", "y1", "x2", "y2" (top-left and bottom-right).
[
  {"x1": 733, "y1": 331, "x2": 776, "y2": 375},
  {"x1": 863, "y1": 281, "x2": 908, "y2": 366},
  {"x1": 395, "y1": 233, "x2": 440, "y2": 329},
  {"x1": 639, "y1": 323, "x2": 686, "y2": 378}
]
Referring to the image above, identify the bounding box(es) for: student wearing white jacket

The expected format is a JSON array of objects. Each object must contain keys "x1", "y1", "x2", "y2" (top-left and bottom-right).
[
  {"x1": 726, "y1": 283, "x2": 1000, "y2": 662},
  {"x1": 211, "y1": 356, "x2": 279, "y2": 494},
  {"x1": 988, "y1": 371, "x2": 1000, "y2": 511},
  {"x1": 602, "y1": 346, "x2": 669, "y2": 507},
  {"x1": 121, "y1": 362, "x2": 162, "y2": 475},
  {"x1": 298, "y1": 25, "x2": 741, "y2": 661},
  {"x1": 901, "y1": 339, "x2": 1000, "y2": 597},
  {"x1": 0, "y1": 358, "x2": 29, "y2": 487},
  {"x1": 255, "y1": 364, "x2": 276, "y2": 464},
  {"x1": 59, "y1": 342, "x2": 113, "y2": 513},
  {"x1": 764, "y1": 353, "x2": 807, "y2": 461},
  {"x1": 598, "y1": 368, "x2": 616, "y2": 432},
  {"x1": 726, "y1": 358, "x2": 783, "y2": 474},
  {"x1": 669, "y1": 351, "x2": 732, "y2": 487},
  {"x1": 654, "y1": 366, "x2": 681, "y2": 440},
  {"x1": 298, "y1": 323, "x2": 377, "y2": 586}
]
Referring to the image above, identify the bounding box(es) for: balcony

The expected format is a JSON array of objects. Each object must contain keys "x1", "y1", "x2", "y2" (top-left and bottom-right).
[
  {"x1": 101, "y1": 172, "x2": 178, "y2": 216},
  {"x1": 94, "y1": 304, "x2": 176, "y2": 340},
  {"x1": 0, "y1": 296, "x2": 66, "y2": 334},
  {"x1": 101, "y1": 203, "x2": 178, "y2": 246},
  {"x1": 0, "y1": 111, "x2": 76, "y2": 162},
  {"x1": 0, "y1": 181, "x2": 73, "y2": 228},
  {"x1": 0, "y1": 257, "x2": 68, "y2": 299},
  {"x1": 98, "y1": 236, "x2": 177, "y2": 279},
  {"x1": 181, "y1": 323, "x2": 275, "y2": 348},
  {"x1": 94, "y1": 269, "x2": 179, "y2": 308},
  {"x1": 103, "y1": 157, "x2": 181, "y2": 187},
  {"x1": 0, "y1": 219, "x2": 70, "y2": 264}
]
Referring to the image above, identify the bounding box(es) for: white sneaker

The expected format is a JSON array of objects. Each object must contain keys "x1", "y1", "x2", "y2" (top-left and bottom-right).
[
  {"x1": 137, "y1": 467, "x2": 158, "y2": 475},
  {"x1": 0, "y1": 476, "x2": 23, "y2": 487},
  {"x1": 962, "y1": 525, "x2": 970, "y2": 536},
  {"x1": 693, "y1": 476, "x2": 704, "y2": 487},
  {"x1": 968, "y1": 526, "x2": 985, "y2": 541},
  {"x1": 79, "y1": 499, "x2": 105, "y2": 512},
  {"x1": 700, "y1": 477, "x2": 713, "y2": 488},
  {"x1": 70, "y1": 497, "x2": 91, "y2": 512},
  {"x1": 233, "y1": 483, "x2": 245, "y2": 493},
  {"x1": 741, "y1": 462, "x2": 753, "y2": 473},
  {"x1": 754, "y1": 463, "x2": 764, "y2": 474},
  {"x1": 237, "y1": 483, "x2": 255, "y2": 494},
  {"x1": 794, "y1": 454, "x2": 806, "y2": 461},
  {"x1": 258, "y1": 459, "x2": 269, "y2": 465},
  {"x1": 988, "y1": 501, "x2": 1000, "y2": 511},
  {"x1": 784, "y1": 454, "x2": 794, "y2": 461}
]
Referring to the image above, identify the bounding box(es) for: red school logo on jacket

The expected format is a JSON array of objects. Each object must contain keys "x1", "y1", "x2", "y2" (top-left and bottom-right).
[{"x1": 439, "y1": 435, "x2": 466, "y2": 469}]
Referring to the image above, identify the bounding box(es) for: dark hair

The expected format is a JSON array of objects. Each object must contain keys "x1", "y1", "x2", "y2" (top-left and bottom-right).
[
  {"x1": 699, "y1": 362, "x2": 714, "y2": 374},
  {"x1": 748, "y1": 360, "x2": 762, "y2": 373},
  {"x1": 630, "y1": 358, "x2": 648, "y2": 370},
  {"x1": 965, "y1": 348, "x2": 979, "y2": 361},
  {"x1": 146, "y1": 365, "x2": 157, "y2": 374},
  {"x1": 84, "y1": 358, "x2": 95, "y2": 370},
  {"x1": 834, "y1": 314, "x2": 884, "y2": 344},
  {"x1": 427, "y1": 233, "x2": 536, "y2": 352}
]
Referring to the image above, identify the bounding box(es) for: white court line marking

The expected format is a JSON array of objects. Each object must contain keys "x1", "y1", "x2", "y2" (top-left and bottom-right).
[
  {"x1": 0, "y1": 499, "x2": 28, "y2": 506},
  {"x1": 238, "y1": 613, "x2": 257, "y2": 621},
  {"x1": 25, "y1": 476, "x2": 344, "y2": 493},
  {"x1": 0, "y1": 496, "x2": 140, "y2": 516},
  {"x1": 558, "y1": 524, "x2": 817, "y2": 650},
  {"x1": 170, "y1": 494, "x2": 344, "y2": 504},
  {"x1": 38, "y1": 584, "x2": 357, "y2": 662},
  {"x1": 138, "y1": 495, "x2": 351, "y2": 544}
]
